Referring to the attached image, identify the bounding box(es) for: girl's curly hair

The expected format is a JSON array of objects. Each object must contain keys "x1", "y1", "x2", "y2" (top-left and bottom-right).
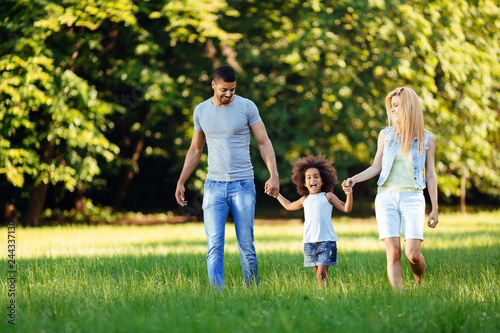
[{"x1": 292, "y1": 155, "x2": 338, "y2": 196}]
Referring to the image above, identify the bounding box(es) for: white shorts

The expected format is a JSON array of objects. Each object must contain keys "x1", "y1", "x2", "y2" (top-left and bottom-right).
[{"x1": 375, "y1": 190, "x2": 425, "y2": 241}]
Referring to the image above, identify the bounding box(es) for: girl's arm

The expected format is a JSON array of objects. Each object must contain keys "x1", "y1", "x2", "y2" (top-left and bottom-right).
[
  {"x1": 343, "y1": 129, "x2": 385, "y2": 188},
  {"x1": 425, "y1": 134, "x2": 439, "y2": 228},
  {"x1": 276, "y1": 194, "x2": 305, "y2": 211},
  {"x1": 326, "y1": 192, "x2": 352, "y2": 213}
]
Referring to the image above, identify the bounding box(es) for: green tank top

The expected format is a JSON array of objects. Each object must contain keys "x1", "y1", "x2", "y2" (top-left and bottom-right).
[{"x1": 380, "y1": 150, "x2": 415, "y2": 191}]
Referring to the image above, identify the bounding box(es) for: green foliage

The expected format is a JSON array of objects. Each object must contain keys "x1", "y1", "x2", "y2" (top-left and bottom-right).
[
  {"x1": 163, "y1": 0, "x2": 242, "y2": 45},
  {"x1": 414, "y1": 0, "x2": 500, "y2": 198},
  {"x1": 0, "y1": 0, "x2": 498, "y2": 218},
  {"x1": 0, "y1": 0, "x2": 119, "y2": 194},
  {"x1": 42, "y1": 202, "x2": 116, "y2": 224},
  {"x1": 41, "y1": 200, "x2": 176, "y2": 225},
  {"x1": 225, "y1": 0, "x2": 500, "y2": 200}
]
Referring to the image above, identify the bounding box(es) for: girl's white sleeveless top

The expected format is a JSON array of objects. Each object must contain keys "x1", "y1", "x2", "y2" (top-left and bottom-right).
[{"x1": 302, "y1": 193, "x2": 338, "y2": 243}]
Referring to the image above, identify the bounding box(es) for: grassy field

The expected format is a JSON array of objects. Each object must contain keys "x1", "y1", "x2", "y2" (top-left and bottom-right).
[{"x1": 1, "y1": 211, "x2": 499, "y2": 332}]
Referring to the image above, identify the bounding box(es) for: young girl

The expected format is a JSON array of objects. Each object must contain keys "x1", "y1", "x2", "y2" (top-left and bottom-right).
[
  {"x1": 343, "y1": 87, "x2": 439, "y2": 292},
  {"x1": 275, "y1": 155, "x2": 353, "y2": 288}
]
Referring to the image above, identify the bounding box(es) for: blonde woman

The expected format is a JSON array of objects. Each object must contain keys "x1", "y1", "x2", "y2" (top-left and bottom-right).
[{"x1": 342, "y1": 87, "x2": 439, "y2": 291}]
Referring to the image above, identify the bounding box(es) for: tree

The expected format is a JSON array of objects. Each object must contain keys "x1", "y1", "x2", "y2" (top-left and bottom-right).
[
  {"x1": 0, "y1": 0, "x2": 498, "y2": 222},
  {"x1": 223, "y1": 0, "x2": 499, "y2": 209},
  {"x1": 0, "y1": 1, "x2": 119, "y2": 226},
  {"x1": 414, "y1": 0, "x2": 500, "y2": 212}
]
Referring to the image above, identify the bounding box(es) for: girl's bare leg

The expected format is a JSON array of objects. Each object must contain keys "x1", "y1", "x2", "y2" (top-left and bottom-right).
[{"x1": 314, "y1": 266, "x2": 329, "y2": 288}]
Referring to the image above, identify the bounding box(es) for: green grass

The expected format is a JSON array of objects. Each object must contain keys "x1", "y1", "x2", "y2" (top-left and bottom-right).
[{"x1": 1, "y1": 211, "x2": 499, "y2": 332}]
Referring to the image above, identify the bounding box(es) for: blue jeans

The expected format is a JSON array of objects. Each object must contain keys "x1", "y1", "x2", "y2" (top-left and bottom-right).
[
  {"x1": 303, "y1": 241, "x2": 338, "y2": 267},
  {"x1": 202, "y1": 179, "x2": 258, "y2": 287}
]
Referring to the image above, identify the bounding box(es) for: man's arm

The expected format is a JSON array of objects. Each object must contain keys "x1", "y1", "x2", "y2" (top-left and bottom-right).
[
  {"x1": 175, "y1": 130, "x2": 206, "y2": 206},
  {"x1": 250, "y1": 121, "x2": 279, "y2": 197}
]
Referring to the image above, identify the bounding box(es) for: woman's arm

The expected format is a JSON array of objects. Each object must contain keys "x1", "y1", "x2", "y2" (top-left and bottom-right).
[
  {"x1": 276, "y1": 194, "x2": 305, "y2": 211},
  {"x1": 343, "y1": 129, "x2": 385, "y2": 188},
  {"x1": 425, "y1": 134, "x2": 439, "y2": 228}
]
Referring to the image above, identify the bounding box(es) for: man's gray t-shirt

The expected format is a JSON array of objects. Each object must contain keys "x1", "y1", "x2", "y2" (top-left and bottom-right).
[{"x1": 193, "y1": 95, "x2": 262, "y2": 181}]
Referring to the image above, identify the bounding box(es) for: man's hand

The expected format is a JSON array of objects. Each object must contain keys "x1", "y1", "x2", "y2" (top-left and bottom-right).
[
  {"x1": 265, "y1": 177, "x2": 280, "y2": 198},
  {"x1": 175, "y1": 183, "x2": 188, "y2": 206}
]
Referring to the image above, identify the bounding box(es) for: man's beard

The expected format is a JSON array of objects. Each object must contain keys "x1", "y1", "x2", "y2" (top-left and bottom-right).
[{"x1": 220, "y1": 95, "x2": 232, "y2": 104}]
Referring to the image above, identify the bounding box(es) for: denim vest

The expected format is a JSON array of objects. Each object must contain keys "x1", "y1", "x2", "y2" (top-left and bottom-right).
[{"x1": 377, "y1": 127, "x2": 431, "y2": 191}]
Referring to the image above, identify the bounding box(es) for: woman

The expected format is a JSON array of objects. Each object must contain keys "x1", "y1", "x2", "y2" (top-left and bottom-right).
[{"x1": 342, "y1": 87, "x2": 439, "y2": 291}]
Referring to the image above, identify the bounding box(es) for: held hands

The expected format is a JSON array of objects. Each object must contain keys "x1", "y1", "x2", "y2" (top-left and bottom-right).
[
  {"x1": 265, "y1": 177, "x2": 280, "y2": 198},
  {"x1": 342, "y1": 185, "x2": 352, "y2": 195},
  {"x1": 341, "y1": 178, "x2": 355, "y2": 194}
]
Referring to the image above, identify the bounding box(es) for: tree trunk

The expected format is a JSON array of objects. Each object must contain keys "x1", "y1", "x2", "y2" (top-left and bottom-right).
[
  {"x1": 4, "y1": 204, "x2": 17, "y2": 226},
  {"x1": 25, "y1": 140, "x2": 54, "y2": 227},
  {"x1": 112, "y1": 103, "x2": 152, "y2": 209},
  {"x1": 25, "y1": 183, "x2": 50, "y2": 227},
  {"x1": 460, "y1": 173, "x2": 467, "y2": 214},
  {"x1": 112, "y1": 135, "x2": 145, "y2": 209},
  {"x1": 74, "y1": 188, "x2": 86, "y2": 212}
]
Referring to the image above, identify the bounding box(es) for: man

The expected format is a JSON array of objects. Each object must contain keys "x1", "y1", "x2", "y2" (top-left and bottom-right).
[{"x1": 175, "y1": 65, "x2": 279, "y2": 287}]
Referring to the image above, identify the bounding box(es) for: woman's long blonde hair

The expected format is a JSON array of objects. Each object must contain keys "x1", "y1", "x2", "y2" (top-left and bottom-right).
[{"x1": 385, "y1": 87, "x2": 425, "y2": 155}]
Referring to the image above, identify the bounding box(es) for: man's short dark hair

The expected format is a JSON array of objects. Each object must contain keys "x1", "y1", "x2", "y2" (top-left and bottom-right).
[{"x1": 214, "y1": 65, "x2": 236, "y2": 82}]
